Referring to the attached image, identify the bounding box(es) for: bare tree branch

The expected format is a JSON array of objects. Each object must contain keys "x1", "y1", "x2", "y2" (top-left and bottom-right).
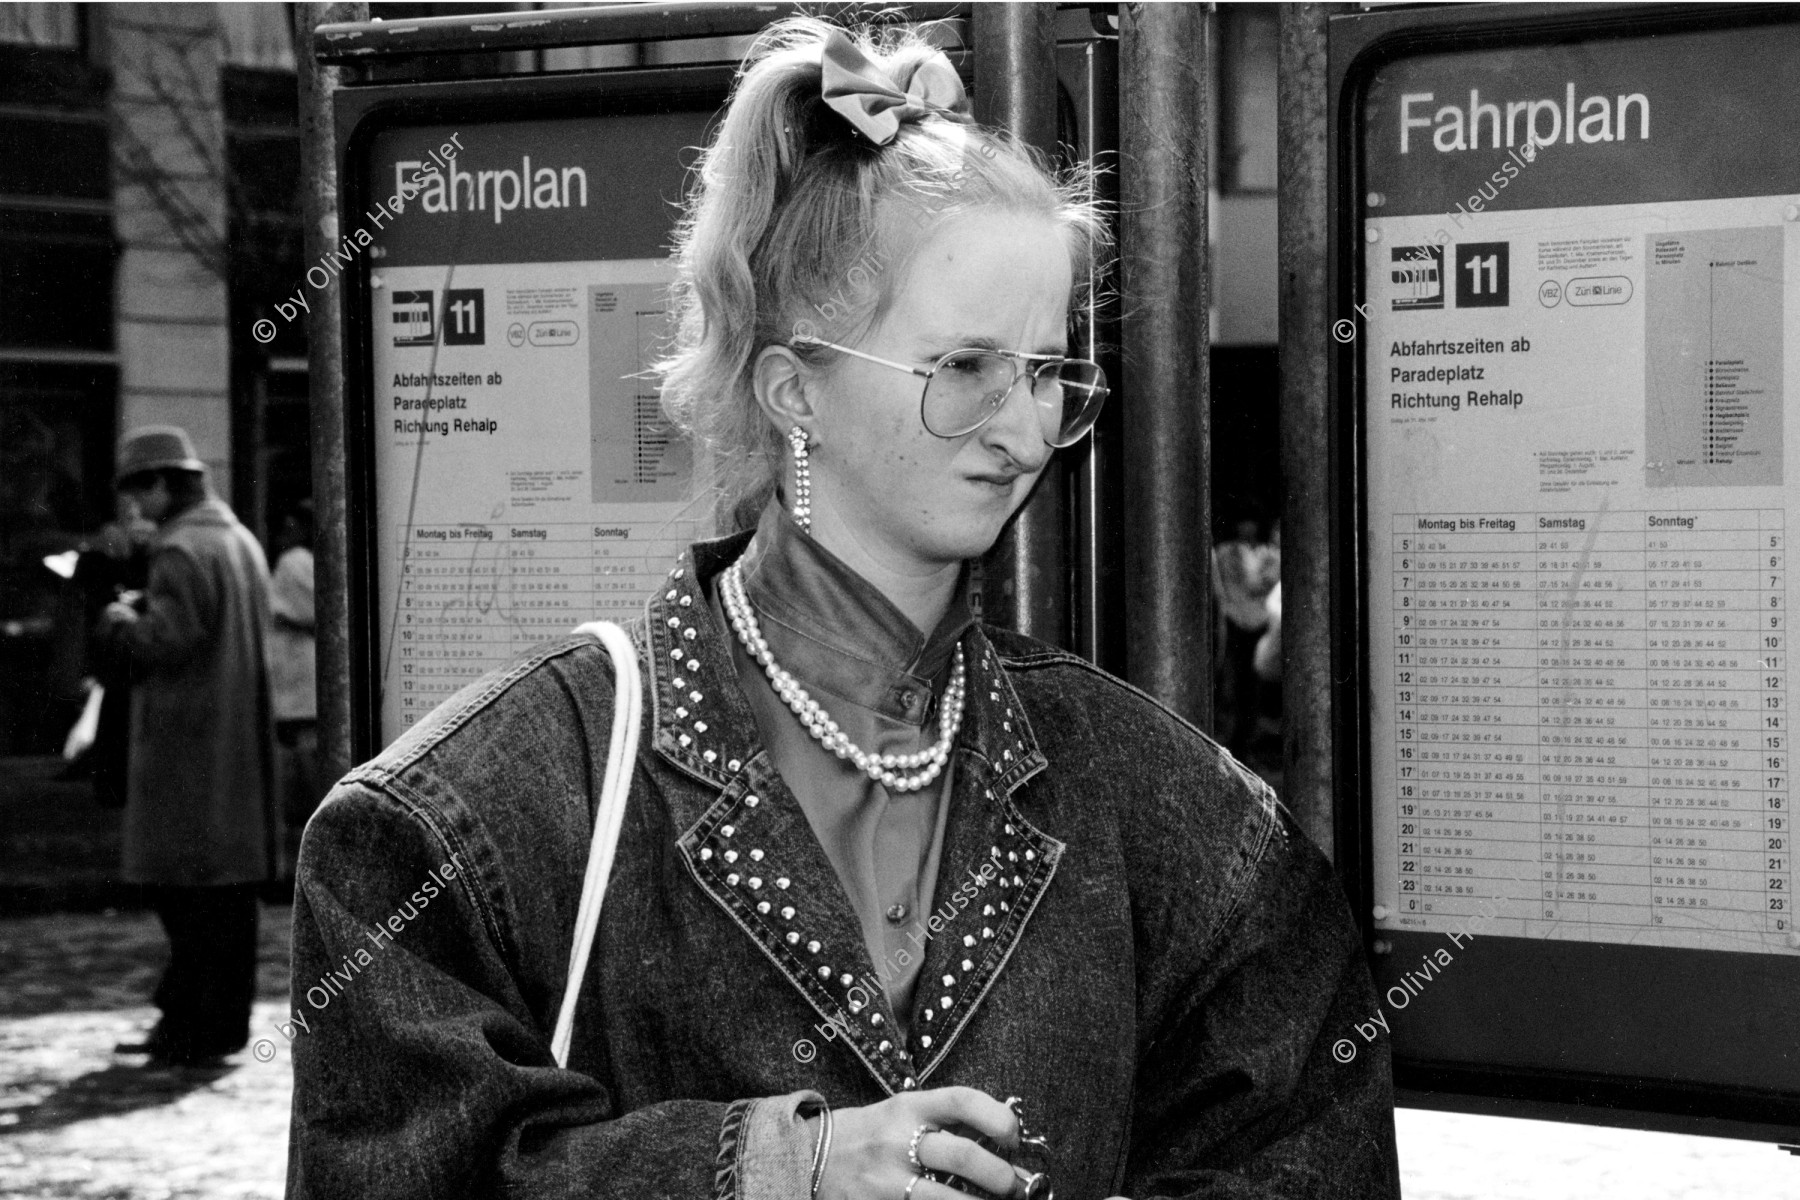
[{"x1": 109, "y1": 20, "x2": 230, "y2": 281}]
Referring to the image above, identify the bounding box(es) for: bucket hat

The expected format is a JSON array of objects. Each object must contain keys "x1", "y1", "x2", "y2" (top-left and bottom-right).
[{"x1": 116, "y1": 425, "x2": 205, "y2": 482}]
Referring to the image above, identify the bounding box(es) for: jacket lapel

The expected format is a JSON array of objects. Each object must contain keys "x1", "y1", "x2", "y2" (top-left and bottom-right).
[
  {"x1": 682, "y1": 761, "x2": 924, "y2": 1090},
  {"x1": 641, "y1": 539, "x2": 1063, "y2": 1094},
  {"x1": 646, "y1": 537, "x2": 923, "y2": 1091},
  {"x1": 905, "y1": 631, "x2": 1063, "y2": 1082}
]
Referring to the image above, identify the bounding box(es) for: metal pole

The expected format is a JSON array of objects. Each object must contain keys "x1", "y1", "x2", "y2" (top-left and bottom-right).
[
  {"x1": 1276, "y1": 3, "x2": 1342, "y2": 856},
  {"x1": 972, "y1": 2, "x2": 1066, "y2": 645},
  {"x1": 294, "y1": 2, "x2": 365, "y2": 788},
  {"x1": 1119, "y1": 2, "x2": 1212, "y2": 728},
  {"x1": 1071, "y1": 36, "x2": 1120, "y2": 670}
]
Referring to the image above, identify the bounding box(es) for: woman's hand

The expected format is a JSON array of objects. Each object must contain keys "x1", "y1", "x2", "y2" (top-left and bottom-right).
[{"x1": 819, "y1": 1085, "x2": 1021, "y2": 1200}]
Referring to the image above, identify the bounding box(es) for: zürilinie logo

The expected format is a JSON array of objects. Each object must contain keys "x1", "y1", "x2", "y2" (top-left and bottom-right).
[
  {"x1": 393, "y1": 154, "x2": 590, "y2": 226},
  {"x1": 1389, "y1": 244, "x2": 1444, "y2": 312}
]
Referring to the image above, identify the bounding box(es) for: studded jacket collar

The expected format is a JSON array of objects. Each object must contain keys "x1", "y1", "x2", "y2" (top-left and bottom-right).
[
  {"x1": 287, "y1": 531, "x2": 1400, "y2": 1200},
  {"x1": 651, "y1": 530, "x2": 1056, "y2": 1093}
]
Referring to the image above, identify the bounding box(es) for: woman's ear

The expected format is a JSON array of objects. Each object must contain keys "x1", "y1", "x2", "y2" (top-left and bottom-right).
[{"x1": 752, "y1": 343, "x2": 818, "y2": 433}]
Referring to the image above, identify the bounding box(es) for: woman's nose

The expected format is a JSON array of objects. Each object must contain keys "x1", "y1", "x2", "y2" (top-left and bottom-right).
[{"x1": 977, "y1": 373, "x2": 1054, "y2": 470}]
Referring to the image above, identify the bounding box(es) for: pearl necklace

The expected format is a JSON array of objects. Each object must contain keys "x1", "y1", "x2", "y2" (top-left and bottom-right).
[{"x1": 720, "y1": 561, "x2": 966, "y2": 793}]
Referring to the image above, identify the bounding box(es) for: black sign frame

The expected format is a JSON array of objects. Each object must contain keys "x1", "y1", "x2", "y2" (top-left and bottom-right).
[
  {"x1": 332, "y1": 66, "x2": 735, "y2": 763},
  {"x1": 1329, "y1": 1, "x2": 1800, "y2": 1142}
]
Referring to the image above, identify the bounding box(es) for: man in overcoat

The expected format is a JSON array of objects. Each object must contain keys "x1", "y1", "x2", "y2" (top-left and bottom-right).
[{"x1": 103, "y1": 425, "x2": 280, "y2": 1066}]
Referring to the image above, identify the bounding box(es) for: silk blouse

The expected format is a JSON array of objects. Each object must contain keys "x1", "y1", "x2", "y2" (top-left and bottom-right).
[{"x1": 707, "y1": 501, "x2": 973, "y2": 1033}]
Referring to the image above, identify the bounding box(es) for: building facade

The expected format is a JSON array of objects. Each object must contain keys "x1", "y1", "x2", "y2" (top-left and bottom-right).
[{"x1": 0, "y1": 2, "x2": 302, "y2": 754}]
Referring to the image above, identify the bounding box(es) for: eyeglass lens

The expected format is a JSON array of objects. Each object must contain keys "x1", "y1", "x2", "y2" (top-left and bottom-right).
[{"x1": 922, "y1": 350, "x2": 1108, "y2": 448}]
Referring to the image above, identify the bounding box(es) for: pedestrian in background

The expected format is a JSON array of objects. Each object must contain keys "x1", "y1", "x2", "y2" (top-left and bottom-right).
[
  {"x1": 101, "y1": 425, "x2": 280, "y2": 1067},
  {"x1": 1212, "y1": 513, "x2": 1279, "y2": 756},
  {"x1": 1253, "y1": 520, "x2": 1284, "y2": 687},
  {"x1": 57, "y1": 498, "x2": 156, "y2": 807},
  {"x1": 269, "y1": 499, "x2": 321, "y2": 876}
]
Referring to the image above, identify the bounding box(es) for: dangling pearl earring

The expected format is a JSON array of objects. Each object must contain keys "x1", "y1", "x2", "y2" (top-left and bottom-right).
[{"x1": 787, "y1": 425, "x2": 812, "y2": 535}]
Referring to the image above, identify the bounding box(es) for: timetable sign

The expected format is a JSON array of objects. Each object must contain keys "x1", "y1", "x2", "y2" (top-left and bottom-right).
[{"x1": 1363, "y1": 188, "x2": 1795, "y2": 958}]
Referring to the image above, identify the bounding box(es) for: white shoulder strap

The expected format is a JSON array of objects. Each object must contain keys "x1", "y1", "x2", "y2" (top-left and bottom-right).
[{"x1": 551, "y1": 620, "x2": 643, "y2": 1069}]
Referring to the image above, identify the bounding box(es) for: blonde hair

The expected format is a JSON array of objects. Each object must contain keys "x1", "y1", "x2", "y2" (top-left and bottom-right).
[{"x1": 658, "y1": 16, "x2": 1109, "y2": 531}]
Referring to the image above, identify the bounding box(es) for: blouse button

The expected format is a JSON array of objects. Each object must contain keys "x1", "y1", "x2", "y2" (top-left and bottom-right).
[{"x1": 885, "y1": 903, "x2": 908, "y2": 923}]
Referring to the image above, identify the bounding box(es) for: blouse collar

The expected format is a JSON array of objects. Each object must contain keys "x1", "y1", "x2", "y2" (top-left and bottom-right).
[{"x1": 734, "y1": 500, "x2": 975, "y2": 727}]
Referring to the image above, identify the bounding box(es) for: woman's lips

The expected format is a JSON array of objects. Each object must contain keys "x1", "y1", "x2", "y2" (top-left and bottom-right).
[{"x1": 966, "y1": 470, "x2": 1023, "y2": 488}]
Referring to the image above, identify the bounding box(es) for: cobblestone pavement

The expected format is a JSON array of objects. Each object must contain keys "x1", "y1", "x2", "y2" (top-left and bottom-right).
[
  {"x1": 0, "y1": 908, "x2": 292, "y2": 1199},
  {"x1": 2, "y1": 909, "x2": 1795, "y2": 1198}
]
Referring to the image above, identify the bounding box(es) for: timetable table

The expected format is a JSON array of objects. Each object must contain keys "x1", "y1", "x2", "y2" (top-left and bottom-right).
[
  {"x1": 386, "y1": 519, "x2": 696, "y2": 732},
  {"x1": 1386, "y1": 509, "x2": 1792, "y2": 950}
]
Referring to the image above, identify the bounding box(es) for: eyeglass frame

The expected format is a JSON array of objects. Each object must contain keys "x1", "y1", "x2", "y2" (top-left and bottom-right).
[{"x1": 787, "y1": 334, "x2": 1108, "y2": 448}]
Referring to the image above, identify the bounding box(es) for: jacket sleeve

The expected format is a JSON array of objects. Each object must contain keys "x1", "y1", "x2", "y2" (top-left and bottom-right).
[
  {"x1": 112, "y1": 546, "x2": 214, "y2": 670},
  {"x1": 286, "y1": 776, "x2": 821, "y2": 1200},
  {"x1": 1123, "y1": 767, "x2": 1401, "y2": 1200}
]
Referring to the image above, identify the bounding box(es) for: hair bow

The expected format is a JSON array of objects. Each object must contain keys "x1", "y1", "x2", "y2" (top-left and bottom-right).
[{"x1": 819, "y1": 29, "x2": 972, "y2": 145}]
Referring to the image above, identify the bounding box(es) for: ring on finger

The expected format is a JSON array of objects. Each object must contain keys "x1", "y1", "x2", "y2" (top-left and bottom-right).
[
  {"x1": 907, "y1": 1123, "x2": 938, "y2": 1172},
  {"x1": 903, "y1": 1173, "x2": 922, "y2": 1200}
]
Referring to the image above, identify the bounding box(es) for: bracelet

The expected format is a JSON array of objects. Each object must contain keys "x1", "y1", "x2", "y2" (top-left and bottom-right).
[{"x1": 808, "y1": 1102, "x2": 834, "y2": 1200}]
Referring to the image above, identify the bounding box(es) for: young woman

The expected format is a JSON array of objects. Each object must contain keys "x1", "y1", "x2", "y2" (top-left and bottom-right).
[{"x1": 289, "y1": 19, "x2": 1398, "y2": 1200}]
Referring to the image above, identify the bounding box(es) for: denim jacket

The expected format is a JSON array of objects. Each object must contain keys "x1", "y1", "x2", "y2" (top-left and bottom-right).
[{"x1": 287, "y1": 531, "x2": 1400, "y2": 1199}]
